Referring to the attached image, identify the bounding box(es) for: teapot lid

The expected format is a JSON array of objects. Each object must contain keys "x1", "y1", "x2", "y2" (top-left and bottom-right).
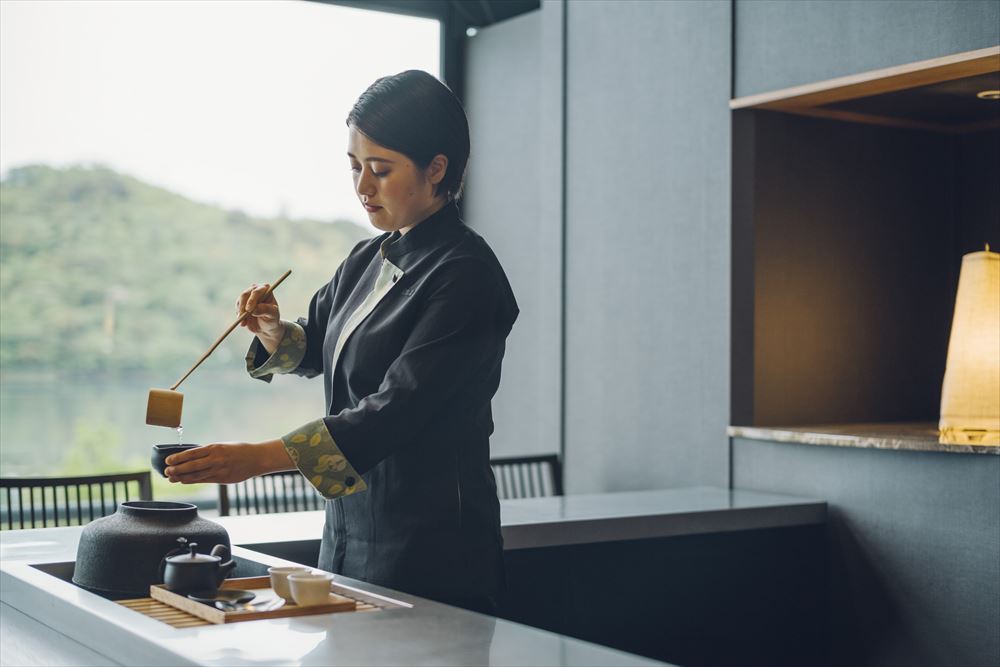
[{"x1": 165, "y1": 538, "x2": 220, "y2": 565}]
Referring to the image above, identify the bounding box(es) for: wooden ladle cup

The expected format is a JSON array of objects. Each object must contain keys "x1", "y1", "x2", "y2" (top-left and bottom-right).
[{"x1": 145, "y1": 269, "x2": 291, "y2": 428}]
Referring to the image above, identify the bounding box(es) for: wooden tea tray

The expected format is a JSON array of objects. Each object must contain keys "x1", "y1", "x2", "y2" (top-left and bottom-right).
[
  {"x1": 148, "y1": 576, "x2": 356, "y2": 624},
  {"x1": 118, "y1": 590, "x2": 380, "y2": 629}
]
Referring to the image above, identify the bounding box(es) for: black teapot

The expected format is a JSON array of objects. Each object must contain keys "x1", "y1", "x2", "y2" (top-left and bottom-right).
[{"x1": 159, "y1": 537, "x2": 235, "y2": 596}]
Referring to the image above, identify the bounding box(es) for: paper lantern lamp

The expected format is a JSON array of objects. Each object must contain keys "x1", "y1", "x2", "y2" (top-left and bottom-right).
[{"x1": 939, "y1": 245, "x2": 1000, "y2": 446}]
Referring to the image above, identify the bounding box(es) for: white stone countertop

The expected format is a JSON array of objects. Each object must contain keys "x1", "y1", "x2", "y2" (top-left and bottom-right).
[
  {"x1": 1, "y1": 538, "x2": 662, "y2": 666},
  {"x1": 0, "y1": 487, "x2": 826, "y2": 666}
]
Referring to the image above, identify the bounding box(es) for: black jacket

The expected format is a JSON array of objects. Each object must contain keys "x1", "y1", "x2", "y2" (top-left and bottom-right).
[{"x1": 266, "y1": 201, "x2": 518, "y2": 600}]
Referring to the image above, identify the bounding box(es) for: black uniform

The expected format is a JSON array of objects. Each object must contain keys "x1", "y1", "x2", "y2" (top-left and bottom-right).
[{"x1": 255, "y1": 201, "x2": 518, "y2": 604}]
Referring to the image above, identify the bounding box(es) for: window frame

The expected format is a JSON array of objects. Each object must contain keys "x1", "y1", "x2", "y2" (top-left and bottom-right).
[{"x1": 314, "y1": 0, "x2": 542, "y2": 105}]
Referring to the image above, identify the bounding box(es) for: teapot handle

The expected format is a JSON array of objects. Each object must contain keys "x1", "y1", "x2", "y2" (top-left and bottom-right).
[
  {"x1": 157, "y1": 537, "x2": 190, "y2": 583},
  {"x1": 211, "y1": 544, "x2": 236, "y2": 583}
]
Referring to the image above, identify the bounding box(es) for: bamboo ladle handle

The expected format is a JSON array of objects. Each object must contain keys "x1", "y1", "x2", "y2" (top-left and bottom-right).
[{"x1": 170, "y1": 269, "x2": 292, "y2": 391}]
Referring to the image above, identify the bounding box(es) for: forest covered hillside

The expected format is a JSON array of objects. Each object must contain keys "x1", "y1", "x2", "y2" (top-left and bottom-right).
[{"x1": 0, "y1": 164, "x2": 370, "y2": 374}]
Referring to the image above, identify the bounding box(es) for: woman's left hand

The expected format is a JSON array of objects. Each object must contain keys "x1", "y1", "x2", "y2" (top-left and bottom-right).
[{"x1": 165, "y1": 440, "x2": 291, "y2": 485}]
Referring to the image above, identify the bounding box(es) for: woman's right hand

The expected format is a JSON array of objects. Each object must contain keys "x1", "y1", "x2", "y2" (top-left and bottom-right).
[
  {"x1": 164, "y1": 439, "x2": 294, "y2": 485},
  {"x1": 238, "y1": 283, "x2": 283, "y2": 352}
]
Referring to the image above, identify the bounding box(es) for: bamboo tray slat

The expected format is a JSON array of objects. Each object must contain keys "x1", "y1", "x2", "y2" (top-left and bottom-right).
[{"x1": 117, "y1": 598, "x2": 213, "y2": 628}]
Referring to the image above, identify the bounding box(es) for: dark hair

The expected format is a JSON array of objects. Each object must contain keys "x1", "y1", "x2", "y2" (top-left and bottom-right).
[{"x1": 346, "y1": 70, "x2": 470, "y2": 201}]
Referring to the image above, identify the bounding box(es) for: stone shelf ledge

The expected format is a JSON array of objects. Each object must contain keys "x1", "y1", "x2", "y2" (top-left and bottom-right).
[{"x1": 728, "y1": 422, "x2": 999, "y2": 456}]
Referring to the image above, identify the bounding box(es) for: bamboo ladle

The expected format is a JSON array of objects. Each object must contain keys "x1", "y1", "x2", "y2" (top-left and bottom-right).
[{"x1": 145, "y1": 269, "x2": 292, "y2": 428}]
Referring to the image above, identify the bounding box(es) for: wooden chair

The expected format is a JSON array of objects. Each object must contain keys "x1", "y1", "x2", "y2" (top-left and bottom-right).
[
  {"x1": 218, "y1": 471, "x2": 324, "y2": 516},
  {"x1": 0, "y1": 471, "x2": 153, "y2": 530},
  {"x1": 490, "y1": 454, "x2": 563, "y2": 500}
]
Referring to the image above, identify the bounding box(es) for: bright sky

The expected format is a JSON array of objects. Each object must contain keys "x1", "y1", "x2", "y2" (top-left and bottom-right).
[{"x1": 0, "y1": 0, "x2": 440, "y2": 225}]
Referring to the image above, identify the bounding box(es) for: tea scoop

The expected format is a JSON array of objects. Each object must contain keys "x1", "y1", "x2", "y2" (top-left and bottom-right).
[{"x1": 146, "y1": 269, "x2": 292, "y2": 428}]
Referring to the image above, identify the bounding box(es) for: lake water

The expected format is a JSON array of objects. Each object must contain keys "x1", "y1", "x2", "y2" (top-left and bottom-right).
[{"x1": 0, "y1": 370, "x2": 329, "y2": 500}]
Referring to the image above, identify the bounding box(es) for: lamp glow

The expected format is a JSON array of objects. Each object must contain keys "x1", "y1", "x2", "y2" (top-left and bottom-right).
[{"x1": 939, "y1": 245, "x2": 1000, "y2": 446}]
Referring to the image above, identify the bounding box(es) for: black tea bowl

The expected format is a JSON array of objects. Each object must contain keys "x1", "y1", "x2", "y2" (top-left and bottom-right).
[{"x1": 151, "y1": 444, "x2": 201, "y2": 478}]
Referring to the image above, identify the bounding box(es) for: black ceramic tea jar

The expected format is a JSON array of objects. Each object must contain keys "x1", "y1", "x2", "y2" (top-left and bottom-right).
[{"x1": 72, "y1": 501, "x2": 231, "y2": 599}]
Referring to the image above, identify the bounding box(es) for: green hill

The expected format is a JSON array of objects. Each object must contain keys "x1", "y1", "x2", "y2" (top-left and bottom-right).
[{"x1": 0, "y1": 164, "x2": 371, "y2": 374}]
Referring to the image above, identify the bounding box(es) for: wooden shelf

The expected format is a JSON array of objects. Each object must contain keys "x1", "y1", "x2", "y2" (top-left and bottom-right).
[{"x1": 730, "y1": 46, "x2": 1000, "y2": 133}]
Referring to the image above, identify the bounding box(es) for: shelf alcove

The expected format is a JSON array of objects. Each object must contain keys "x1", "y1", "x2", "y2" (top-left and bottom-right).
[{"x1": 730, "y1": 46, "x2": 1000, "y2": 454}]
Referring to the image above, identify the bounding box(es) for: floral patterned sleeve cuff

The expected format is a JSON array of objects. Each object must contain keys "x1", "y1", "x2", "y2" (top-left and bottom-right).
[
  {"x1": 245, "y1": 320, "x2": 307, "y2": 383},
  {"x1": 281, "y1": 419, "x2": 368, "y2": 499}
]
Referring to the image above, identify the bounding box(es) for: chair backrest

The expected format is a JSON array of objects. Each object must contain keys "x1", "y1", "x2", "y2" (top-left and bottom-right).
[
  {"x1": 218, "y1": 471, "x2": 324, "y2": 516},
  {"x1": 0, "y1": 471, "x2": 153, "y2": 530},
  {"x1": 490, "y1": 454, "x2": 563, "y2": 500}
]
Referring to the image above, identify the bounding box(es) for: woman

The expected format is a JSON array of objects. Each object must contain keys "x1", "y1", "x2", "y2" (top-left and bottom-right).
[{"x1": 164, "y1": 70, "x2": 519, "y2": 613}]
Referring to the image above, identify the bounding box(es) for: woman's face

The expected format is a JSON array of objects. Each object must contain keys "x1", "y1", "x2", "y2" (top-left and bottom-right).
[{"x1": 347, "y1": 126, "x2": 448, "y2": 235}]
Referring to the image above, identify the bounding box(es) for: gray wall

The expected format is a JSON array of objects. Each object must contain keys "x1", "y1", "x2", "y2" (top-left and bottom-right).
[
  {"x1": 562, "y1": 0, "x2": 731, "y2": 491},
  {"x1": 731, "y1": 3, "x2": 1000, "y2": 666},
  {"x1": 463, "y1": 6, "x2": 563, "y2": 459},
  {"x1": 734, "y1": 439, "x2": 1000, "y2": 667},
  {"x1": 463, "y1": 1, "x2": 999, "y2": 476},
  {"x1": 462, "y1": 1, "x2": 1000, "y2": 665},
  {"x1": 734, "y1": 0, "x2": 1000, "y2": 97},
  {"x1": 465, "y1": 0, "x2": 732, "y2": 491}
]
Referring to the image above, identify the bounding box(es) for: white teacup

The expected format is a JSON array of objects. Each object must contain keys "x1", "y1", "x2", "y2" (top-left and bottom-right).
[
  {"x1": 267, "y1": 566, "x2": 311, "y2": 602},
  {"x1": 288, "y1": 572, "x2": 334, "y2": 606}
]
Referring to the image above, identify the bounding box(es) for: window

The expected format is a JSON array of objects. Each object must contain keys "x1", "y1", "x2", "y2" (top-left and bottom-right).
[{"x1": 0, "y1": 0, "x2": 440, "y2": 502}]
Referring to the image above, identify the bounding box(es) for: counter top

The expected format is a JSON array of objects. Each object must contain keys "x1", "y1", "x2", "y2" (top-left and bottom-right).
[
  {"x1": 729, "y1": 422, "x2": 1000, "y2": 455},
  {"x1": 1, "y1": 535, "x2": 662, "y2": 666},
  {"x1": 498, "y1": 486, "x2": 824, "y2": 548},
  {"x1": 221, "y1": 486, "x2": 827, "y2": 551},
  {"x1": 0, "y1": 487, "x2": 827, "y2": 666}
]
